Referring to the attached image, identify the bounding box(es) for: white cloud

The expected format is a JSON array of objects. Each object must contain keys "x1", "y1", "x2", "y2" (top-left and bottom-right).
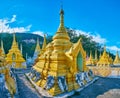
[
  {"x1": 106, "y1": 46, "x2": 120, "y2": 51},
  {"x1": 23, "y1": 39, "x2": 36, "y2": 44},
  {"x1": 32, "y1": 31, "x2": 44, "y2": 37},
  {"x1": 75, "y1": 30, "x2": 91, "y2": 36},
  {"x1": 10, "y1": 15, "x2": 16, "y2": 23},
  {"x1": 0, "y1": 15, "x2": 46, "y2": 37},
  {"x1": 74, "y1": 29, "x2": 107, "y2": 44},
  {"x1": 0, "y1": 15, "x2": 31, "y2": 33},
  {"x1": 91, "y1": 34, "x2": 107, "y2": 44},
  {"x1": 12, "y1": 25, "x2": 32, "y2": 33}
]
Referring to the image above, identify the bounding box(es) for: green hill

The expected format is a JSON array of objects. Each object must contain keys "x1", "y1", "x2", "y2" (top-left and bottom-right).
[
  {"x1": 0, "y1": 29, "x2": 115, "y2": 60},
  {"x1": 0, "y1": 33, "x2": 43, "y2": 59}
]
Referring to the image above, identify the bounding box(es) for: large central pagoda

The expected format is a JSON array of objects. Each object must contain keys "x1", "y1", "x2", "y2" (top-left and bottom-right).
[{"x1": 30, "y1": 8, "x2": 94, "y2": 96}]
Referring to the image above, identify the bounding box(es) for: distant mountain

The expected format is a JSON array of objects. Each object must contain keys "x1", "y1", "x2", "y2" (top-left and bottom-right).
[
  {"x1": 0, "y1": 33, "x2": 43, "y2": 59},
  {"x1": 0, "y1": 29, "x2": 115, "y2": 60}
]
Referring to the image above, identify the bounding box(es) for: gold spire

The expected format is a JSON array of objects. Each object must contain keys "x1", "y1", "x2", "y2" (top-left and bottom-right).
[
  {"x1": 20, "y1": 43, "x2": 23, "y2": 54},
  {"x1": 52, "y1": 8, "x2": 71, "y2": 51},
  {"x1": 13, "y1": 33, "x2": 16, "y2": 43},
  {"x1": 99, "y1": 52, "x2": 101, "y2": 59},
  {"x1": 90, "y1": 50, "x2": 93, "y2": 59},
  {"x1": 113, "y1": 51, "x2": 120, "y2": 65},
  {"x1": 12, "y1": 33, "x2": 17, "y2": 48},
  {"x1": 57, "y1": 8, "x2": 68, "y2": 34},
  {"x1": 86, "y1": 50, "x2": 95, "y2": 65},
  {"x1": 102, "y1": 45, "x2": 107, "y2": 57},
  {"x1": 108, "y1": 52, "x2": 113, "y2": 64},
  {"x1": 35, "y1": 37, "x2": 41, "y2": 53},
  {"x1": 95, "y1": 49, "x2": 97, "y2": 60},
  {"x1": 57, "y1": 3, "x2": 65, "y2": 32},
  {"x1": 108, "y1": 51, "x2": 110, "y2": 57},
  {"x1": 42, "y1": 34, "x2": 47, "y2": 50},
  {"x1": 116, "y1": 51, "x2": 119, "y2": 59},
  {"x1": 59, "y1": 8, "x2": 64, "y2": 29},
  {"x1": 53, "y1": 7, "x2": 70, "y2": 40},
  {"x1": 103, "y1": 45, "x2": 106, "y2": 53},
  {"x1": 1, "y1": 40, "x2": 5, "y2": 55}
]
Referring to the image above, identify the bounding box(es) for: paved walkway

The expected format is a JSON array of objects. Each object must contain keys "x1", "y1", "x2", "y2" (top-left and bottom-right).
[
  {"x1": 0, "y1": 87, "x2": 11, "y2": 98},
  {"x1": 0, "y1": 90, "x2": 8, "y2": 98},
  {"x1": 72, "y1": 77, "x2": 120, "y2": 98},
  {"x1": 2, "y1": 68, "x2": 120, "y2": 98},
  {"x1": 12, "y1": 69, "x2": 120, "y2": 98},
  {"x1": 16, "y1": 74, "x2": 42, "y2": 98}
]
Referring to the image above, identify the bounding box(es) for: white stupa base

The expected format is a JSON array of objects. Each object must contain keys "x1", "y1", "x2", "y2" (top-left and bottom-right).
[{"x1": 25, "y1": 73, "x2": 99, "y2": 98}]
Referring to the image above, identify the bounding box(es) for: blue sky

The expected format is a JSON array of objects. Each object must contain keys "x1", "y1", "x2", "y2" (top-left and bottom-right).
[{"x1": 0, "y1": 0, "x2": 120, "y2": 54}]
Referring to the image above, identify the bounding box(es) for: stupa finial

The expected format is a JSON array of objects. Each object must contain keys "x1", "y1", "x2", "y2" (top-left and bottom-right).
[
  {"x1": 42, "y1": 34, "x2": 47, "y2": 50},
  {"x1": 90, "y1": 50, "x2": 93, "y2": 59},
  {"x1": 104, "y1": 45, "x2": 106, "y2": 52},
  {"x1": 1, "y1": 40, "x2": 5, "y2": 56},
  {"x1": 20, "y1": 43, "x2": 23, "y2": 54},
  {"x1": 11, "y1": 31, "x2": 18, "y2": 48},
  {"x1": 59, "y1": 4, "x2": 64, "y2": 28},
  {"x1": 95, "y1": 49, "x2": 97, "y2": 60},
  {"x1": 35, "y1": 37, "x2": 41, "y2": 53}
]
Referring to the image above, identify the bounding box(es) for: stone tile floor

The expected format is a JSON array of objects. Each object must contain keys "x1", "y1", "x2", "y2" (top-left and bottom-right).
[
  {"x1": 71, "y1": 77, "x2": 120, "y2": 98},
  {"x1": 2, "y1": 71, "x2": 120, "y2": 98},
  {"x1": 16, "y1": 74, "x2": 42, "y2": 98}
]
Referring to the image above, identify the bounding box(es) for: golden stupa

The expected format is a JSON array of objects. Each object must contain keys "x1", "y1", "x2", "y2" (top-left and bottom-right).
[
  {"x1": 108, "y1": 52, "x2": 113, "y2": 65},
  {"x1": 86, "y1": 50, "x2": 98, "y2": 65},
  {"x1": 0, "y1": 40, "x2": 5, "y2": 57},
  {"x1": 97, "y1": 46, "x2": 112, "y2": 66},
  {"x1": 30, "y1": 8, "x2": 94, "y2": 96},
  {"x1": 113, "y1": 51, "x2": 120, "y2": 65},
  {"x1": 0, "y1": 48, "x2": 6, "y2": 70},
  {"x1": 20, "y1": 43, "x2": 23, "y2": 54},
  {"x1": 87, "y1": 48, "x2": 120, "y2": 77},
  {"x1": 87, "y1": 46, "x2": 113, "y2": 77},
  {"x1": 0, "y1": 41, "x2": 7, "y2": 74},
  {"x1": 94, "y1": 50, "x2": 98, "y2": 65},
  {"x1": 41, "y1": 34, "x2": 47, "y2": 53},
  {"x1": 5, "y1": 33, "x2": 26, "y2": 68},
  {"x1": 86, "y1": 51, "x2": 95, "y2": 65},
  {"x1": 33, "y1": 38, "x2": 41, "y2": 61},
  {"x1": 34, "y1": 38, "x2": 41, "y2": 55}
]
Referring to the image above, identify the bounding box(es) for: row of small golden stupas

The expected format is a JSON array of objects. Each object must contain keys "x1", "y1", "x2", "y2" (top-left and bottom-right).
[
  {"x1": 86, "y1": 46, "x2": 120, "y2": 66},
  {"x1": 0, "y1": 34, "x2": 41, "y2": 95},
  {"x1": 0, "y1": 33, "x2": 43, "y2": 69}
]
